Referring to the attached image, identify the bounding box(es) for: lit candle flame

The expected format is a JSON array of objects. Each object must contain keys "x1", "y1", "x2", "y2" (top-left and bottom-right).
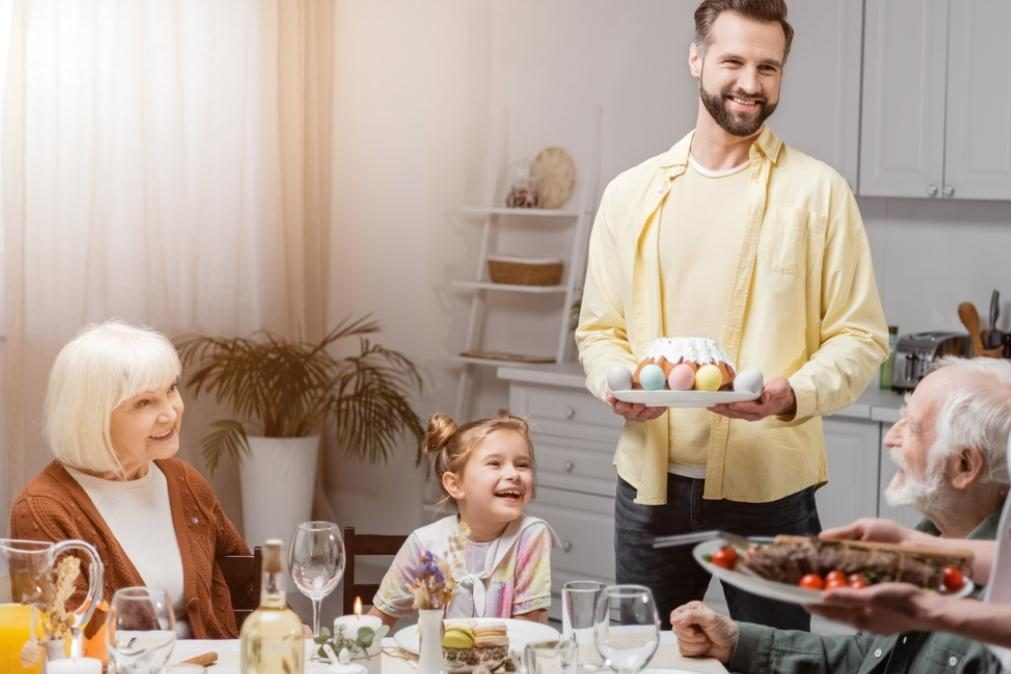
[{"x1": 353, "y1": 596, "x2": 362, "y2": 617}]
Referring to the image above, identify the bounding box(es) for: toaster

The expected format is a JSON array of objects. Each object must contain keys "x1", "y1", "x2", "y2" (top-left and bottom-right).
[{"x1": 891, "y1": 331, "x2": 970, "y2": 391}]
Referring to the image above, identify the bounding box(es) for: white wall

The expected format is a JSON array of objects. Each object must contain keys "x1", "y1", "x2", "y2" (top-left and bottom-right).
[{"x1": 323, "y1": 0, "x2": 1011, "y2": 537}]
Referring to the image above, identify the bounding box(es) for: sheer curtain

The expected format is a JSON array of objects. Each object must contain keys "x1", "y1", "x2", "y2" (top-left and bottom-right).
[{"x1": 1, "y1": 0, "x2": 333, "y2": 524}]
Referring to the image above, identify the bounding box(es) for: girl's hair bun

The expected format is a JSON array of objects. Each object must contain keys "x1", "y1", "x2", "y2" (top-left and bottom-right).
[{"x1": 422, "y1": 413, "x2": 457, "y2": 457}]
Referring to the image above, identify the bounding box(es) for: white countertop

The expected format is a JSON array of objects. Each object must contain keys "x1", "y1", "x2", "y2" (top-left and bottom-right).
[{"x1": 497, "y1": 362, "x2": 905, "y2": 424}]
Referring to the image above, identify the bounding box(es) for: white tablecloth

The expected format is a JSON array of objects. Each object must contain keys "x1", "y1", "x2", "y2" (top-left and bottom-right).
[{"x1": 169, "y1": 633, "x2": 729, "y2": 674}]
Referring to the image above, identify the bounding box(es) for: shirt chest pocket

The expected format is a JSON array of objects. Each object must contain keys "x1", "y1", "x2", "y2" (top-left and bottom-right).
[{"x1": 758, "y1": 207, "x2": 821, "y2": 277}]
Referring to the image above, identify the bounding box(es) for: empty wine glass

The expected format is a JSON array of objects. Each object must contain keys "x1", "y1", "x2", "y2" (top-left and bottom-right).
[
  {"x1": 593, "y1": 585, "x2": 659, "y2": 674},
  {"x1": 107, "y1": 586, "x2": 176, "y2": 674},
  {"x1": 288, "y1": 521, "x2": 345, "y2": 640}
]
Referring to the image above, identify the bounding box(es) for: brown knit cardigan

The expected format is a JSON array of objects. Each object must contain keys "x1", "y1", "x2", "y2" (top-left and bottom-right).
[{"x1": 10, "y1": 457, "x2": 251, "y2": 639}]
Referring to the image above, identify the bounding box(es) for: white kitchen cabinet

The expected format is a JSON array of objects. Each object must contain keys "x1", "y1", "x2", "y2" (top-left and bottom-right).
[
  {"x1": 860, "y1": 0, "x2": 1011, "y2": 200},
  {"x1": 816, "y1": 417, "x2": 882, "y2": 530},
  {"x1": 771, "y1": 0, "x2": 863, "y2": 188},
  {"x1": 942, "y1": 1, "x2": 1011, "y2": 200}
]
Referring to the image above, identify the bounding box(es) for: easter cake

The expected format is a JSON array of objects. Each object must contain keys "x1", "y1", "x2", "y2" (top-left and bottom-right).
[{"x1": 441, "y1": 621, "x2": 509, "y2": 672}]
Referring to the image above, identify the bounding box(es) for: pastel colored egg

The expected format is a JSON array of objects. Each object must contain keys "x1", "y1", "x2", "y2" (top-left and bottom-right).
[
  {"x1": 733, "y1": 368, "x2": 765, "y2": 395},
  {"x1": 667, "y1": 363, "x2": 695, "y2": 391},
  {"x1": 639, "y1": 364, "x2": 666, "y2": 391},
  {"x1": 694, "y1": 364, "x2": 723, "y2": 392},
  {"x1": 606, "y1": 364, "x2": 633, "y2": 392}
]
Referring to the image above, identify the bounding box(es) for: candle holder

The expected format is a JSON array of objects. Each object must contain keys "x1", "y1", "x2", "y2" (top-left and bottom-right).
[{"x1": 312, "y1": 622, "x2": 389, "y2": 662}]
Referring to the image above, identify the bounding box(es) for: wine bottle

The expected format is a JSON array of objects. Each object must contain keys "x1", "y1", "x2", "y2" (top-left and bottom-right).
[{"x1": 240, "y1": 539, "x2": 305, "y2": 674}]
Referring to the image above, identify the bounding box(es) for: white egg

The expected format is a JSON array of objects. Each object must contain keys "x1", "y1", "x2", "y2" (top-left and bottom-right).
[
  {"x1": 606, "y1": 364, "x2": 633, "y2": 392},
  {"x1": 733, "y1": 368, "x2": 764, "y2": 395}
]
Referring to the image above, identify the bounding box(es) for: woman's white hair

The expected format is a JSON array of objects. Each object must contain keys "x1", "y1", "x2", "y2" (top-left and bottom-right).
[
  {"x1": 928, "y1": 356, "x2": 1011, "y2": 490},
  {"x1": 44, "y1": 320, "x2": 181, "y2": 475}
]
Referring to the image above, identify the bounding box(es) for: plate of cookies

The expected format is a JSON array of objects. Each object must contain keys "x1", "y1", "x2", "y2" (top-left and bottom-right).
[
  {"x1": 394, "y1": 618, "x2": 559, "y2": 672},
  {"x1": 608, "y1": 337, "x2": 763, "y2": 408}
]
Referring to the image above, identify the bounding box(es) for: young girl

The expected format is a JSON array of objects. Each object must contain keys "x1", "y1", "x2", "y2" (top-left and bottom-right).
[{"x1": 370, "y1": 413, "x2": 555, "y2": 625}]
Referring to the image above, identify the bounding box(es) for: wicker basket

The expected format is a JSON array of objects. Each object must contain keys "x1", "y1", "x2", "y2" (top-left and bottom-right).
[{"x1": 487, "y1": 256, "x2": 563, "y2": 286}]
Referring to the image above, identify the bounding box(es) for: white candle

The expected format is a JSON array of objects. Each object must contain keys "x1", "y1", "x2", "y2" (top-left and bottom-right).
[
  {"x1": 45, "y1": 657, "x2": 103, "y2": 674},
  {"x1": 333, "y1": 596, "x2": 383, "y2": 638},
  {"x1": 329, "y1": 663, "x2": 367, "y2": 674}
]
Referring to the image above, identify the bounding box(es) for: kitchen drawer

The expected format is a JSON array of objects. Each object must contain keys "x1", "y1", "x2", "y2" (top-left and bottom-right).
[
  {"x1": 534, "y1": 436, "x2": 617, "y2": 496},
  {"x1": 511, "y1": 384, "x2": 623, "y2": 441},
  {"x1": 526, "y1": 487, "x2": 615, "y2": 582}
]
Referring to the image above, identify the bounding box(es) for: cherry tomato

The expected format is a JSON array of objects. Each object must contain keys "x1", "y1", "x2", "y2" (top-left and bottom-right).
[
  {"x1": 849, "y1": 578, "x2": 868, "y2": 589},
  {"x1": 711, "y1": 546, "x2": 738, "y2": 570},
  {"x1": 798, "y1": 573, "x2": 825, "y2": 590},
  {"x1": 825, "y1": 570, "x2": 846, "y2": 584},
  {"x1": 825, "y1": 578, "x2": 848, "y2": 590},
  {"x1": 942, "y1": 566, "x2": 965, "y2": 593},
  {"x1": 847, "y1": 573, "x2": 867, "y2": 585}
]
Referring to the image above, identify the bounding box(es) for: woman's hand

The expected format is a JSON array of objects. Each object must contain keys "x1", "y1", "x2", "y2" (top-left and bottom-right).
[
  {"x1": 669, "y1": 601, "x2": 738, "y2": 664},
  {"x1": 819, "y1": 518, "x2": 918, "y2": 545},
  {"x1": 808, "y1": 582, "x2": 943, "y2": 635}
]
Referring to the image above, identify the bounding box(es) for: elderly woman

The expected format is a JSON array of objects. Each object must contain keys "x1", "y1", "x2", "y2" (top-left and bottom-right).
[{"x1": 9, "y1": 320, "x2": 251, "y2": 639}]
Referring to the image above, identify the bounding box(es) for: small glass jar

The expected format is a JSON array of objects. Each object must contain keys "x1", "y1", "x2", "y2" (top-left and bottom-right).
[{"x1": 505, "y1": 160, "x2": 538, "y2": 208}]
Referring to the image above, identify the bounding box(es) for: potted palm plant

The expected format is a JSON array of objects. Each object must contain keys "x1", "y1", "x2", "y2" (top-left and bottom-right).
[{"x1": 176, "y1": 315, "x2": 424, "y2": 545}]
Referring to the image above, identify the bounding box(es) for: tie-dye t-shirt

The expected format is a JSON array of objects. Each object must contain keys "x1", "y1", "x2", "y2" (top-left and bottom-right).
[{"x1": 373, "y1": 516, "x2": 553, "y2": 619}]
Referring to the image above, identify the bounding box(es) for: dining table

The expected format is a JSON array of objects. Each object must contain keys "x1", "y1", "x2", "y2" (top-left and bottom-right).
[{"x1": 168, "y1": 632, "x2": 729, "y2": 674}]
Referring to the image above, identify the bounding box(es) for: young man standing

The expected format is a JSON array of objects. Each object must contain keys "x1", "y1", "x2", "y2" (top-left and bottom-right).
[{"x1": 576, "y1": 0, "x2": 888, "y2": 630}]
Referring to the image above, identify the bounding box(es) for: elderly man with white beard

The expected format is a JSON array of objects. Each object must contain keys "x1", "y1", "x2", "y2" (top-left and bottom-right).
[{"x1": 669, "y1": 357, "x2": 1011, "y2": 673}]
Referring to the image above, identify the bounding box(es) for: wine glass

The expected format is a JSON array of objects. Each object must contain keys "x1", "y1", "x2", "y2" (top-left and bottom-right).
[
  {"x1": 107, "y1": 586, "x2": 176, "y2": 674},
  {"x1": 288, "y1": 520, "x2": 345, "y2": 640},
  {"x1": 593, "y1": 585, "x2": 659, "y2": 674}
]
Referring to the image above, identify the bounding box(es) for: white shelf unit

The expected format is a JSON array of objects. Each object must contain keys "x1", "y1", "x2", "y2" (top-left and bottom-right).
[{"x1": 450, "y1": 112, "x2": 602, "y2": 418}]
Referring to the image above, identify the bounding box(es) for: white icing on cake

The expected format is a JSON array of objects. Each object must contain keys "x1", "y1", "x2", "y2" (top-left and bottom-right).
[{"x1": 643, "y1": 337, "x2": 735, "y2": 369}]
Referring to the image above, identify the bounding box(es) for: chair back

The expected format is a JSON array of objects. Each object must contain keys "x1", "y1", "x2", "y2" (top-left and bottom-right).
[
  {"x1": 343, "y1": 528, "x2": 407, "y2": 614},
  {"x1": 219, "y1": 546, "x2": 262, "y2": 629}
]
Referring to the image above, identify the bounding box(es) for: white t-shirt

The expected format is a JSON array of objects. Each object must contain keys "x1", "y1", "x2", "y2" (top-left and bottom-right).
[
  {"x1": 985, "y1": 495, "x2": 1011, "y2": 669},
  {"x1": 66, "y1": 463, "x2": 190, "y2": 637}
]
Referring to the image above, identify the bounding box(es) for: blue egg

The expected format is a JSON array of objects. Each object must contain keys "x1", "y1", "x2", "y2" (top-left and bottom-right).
[{"x1": 639, "y1": 364, "x2": 666, "y2": 391}]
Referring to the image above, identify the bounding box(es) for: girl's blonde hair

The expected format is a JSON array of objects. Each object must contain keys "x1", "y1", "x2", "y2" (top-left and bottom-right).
[
  {"x1": 422, "y1": 412, "x2": 534, "y2": 502},
  {"x1": 44, "y1": 319, "x2": 182, "y2": 476}
]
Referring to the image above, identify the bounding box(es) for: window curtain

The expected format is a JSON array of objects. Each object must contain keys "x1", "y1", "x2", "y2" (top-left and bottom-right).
[{"x1": 1, "y1": 0, "x2": 334, "y2": 527}]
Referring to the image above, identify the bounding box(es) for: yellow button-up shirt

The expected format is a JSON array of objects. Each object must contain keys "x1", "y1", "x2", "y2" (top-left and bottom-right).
[{"x1": 575, "y1": 127, "x2": 888, "y2": 505}]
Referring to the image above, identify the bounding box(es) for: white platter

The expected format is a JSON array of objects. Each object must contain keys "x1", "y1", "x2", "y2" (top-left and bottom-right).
[
  {"x1": 611, "y1": 389, "x2": 758, "y2": 408},
  {"x1": 393, "y1": 617, "x2": 559, "y2": 655},
  {"x1": 693, "y1": 539, "x2": 975, "y2": 605}
]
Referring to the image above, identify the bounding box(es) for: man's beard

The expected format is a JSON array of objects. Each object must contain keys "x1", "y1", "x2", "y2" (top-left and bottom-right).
[
  {"x1": 699, "y1": 82, "x2": 777, "y2": 137},
  {"x1": 884, "y1": 446, "x2": 948, "y2": 511}
]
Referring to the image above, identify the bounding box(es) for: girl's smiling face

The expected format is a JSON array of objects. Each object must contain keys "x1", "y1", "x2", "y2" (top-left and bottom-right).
[{"x1": 442, "y1": 429, "x2": 534, "y2": 541}]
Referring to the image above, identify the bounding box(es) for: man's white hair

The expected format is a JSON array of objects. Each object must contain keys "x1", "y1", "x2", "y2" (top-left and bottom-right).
[
  {"x1": 44, "y1": 319, "x2": 181, "y2": 476},
  {"x1": 927, "y1": 356, "x2": 1011, "y2": 490}
]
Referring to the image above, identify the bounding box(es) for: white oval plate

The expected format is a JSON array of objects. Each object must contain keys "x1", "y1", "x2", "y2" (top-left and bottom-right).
[
  {"x1": 393, "y1": 617, "x2": 559, "y2": 655},
  {"x1": 611, "y1": 390, "x2": 758, "y2": 408},
  {"x1": 693, "y1": 539, "x2": 975, "y2": 605}
]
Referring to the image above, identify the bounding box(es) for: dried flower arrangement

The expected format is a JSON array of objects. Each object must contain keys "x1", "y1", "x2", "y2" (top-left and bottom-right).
[
  {"x1": 19, "y1": 555, "x2": 81, "y2": 668},
  {"x1": 411, "y1": 523, "x2": 468, "y2": 611}
]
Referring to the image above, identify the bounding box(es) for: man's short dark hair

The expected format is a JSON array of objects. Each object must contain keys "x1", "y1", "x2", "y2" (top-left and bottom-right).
[{"x1": 694, "y1": 0, "x2": 794, "y2": 60}]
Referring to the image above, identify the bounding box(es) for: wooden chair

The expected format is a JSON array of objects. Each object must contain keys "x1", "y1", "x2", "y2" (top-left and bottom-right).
[
  {"x1": 218, "y1": 546, "x2": 262, "y2": 630},
  {"x1": 342, "y1": 527, "x2": 407, "y2": 614}
]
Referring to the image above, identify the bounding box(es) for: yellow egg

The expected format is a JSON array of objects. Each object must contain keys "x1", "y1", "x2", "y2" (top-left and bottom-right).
[{"x1": 694, "y1": 364, "x2": 723, "y2": 391}]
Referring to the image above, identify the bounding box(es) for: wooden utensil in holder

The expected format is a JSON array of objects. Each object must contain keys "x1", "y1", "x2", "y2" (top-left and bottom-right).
[{"x1": 958, "y1": 302, "x2": 1004, "y2": 357}]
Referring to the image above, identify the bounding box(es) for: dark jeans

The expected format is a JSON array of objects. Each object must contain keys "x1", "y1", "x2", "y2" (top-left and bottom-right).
[{"x1": 615, "y1": 474, "x2": 821, "y2": 631}]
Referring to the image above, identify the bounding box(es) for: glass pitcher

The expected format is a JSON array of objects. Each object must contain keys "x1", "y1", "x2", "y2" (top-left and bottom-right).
[{"x1": 0, "y1": 539, "x2": 104, "y2": 668}]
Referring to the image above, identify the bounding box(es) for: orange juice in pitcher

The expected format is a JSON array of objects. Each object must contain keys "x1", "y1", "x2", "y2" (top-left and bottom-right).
[{"x1": 0, "y1": 603, "x2": 42, "y2": 673}]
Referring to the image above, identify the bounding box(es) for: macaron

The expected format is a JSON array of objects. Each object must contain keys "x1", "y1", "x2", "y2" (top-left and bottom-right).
[
  {"x1": 472, "y1": 622, "x2": 508, "y2": 649},
  {"x1": 442, "y1": 625, "x2": 475, "y2": 649}
]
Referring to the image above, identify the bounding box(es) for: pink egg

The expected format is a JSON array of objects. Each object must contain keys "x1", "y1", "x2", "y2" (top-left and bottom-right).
[{"x1": 667, "y1": 363, "x2": 695, "y2": 391}]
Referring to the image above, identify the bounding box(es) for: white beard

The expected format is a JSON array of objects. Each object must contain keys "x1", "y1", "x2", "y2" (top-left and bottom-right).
[{"x1": 884, "y1": 447, "x2": 946, "y2": 509}]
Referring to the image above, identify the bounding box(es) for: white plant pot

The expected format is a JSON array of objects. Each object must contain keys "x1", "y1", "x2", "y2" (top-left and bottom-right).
[{"x1": 239, "y1": 435, "x2": 319, "y2": 547}]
